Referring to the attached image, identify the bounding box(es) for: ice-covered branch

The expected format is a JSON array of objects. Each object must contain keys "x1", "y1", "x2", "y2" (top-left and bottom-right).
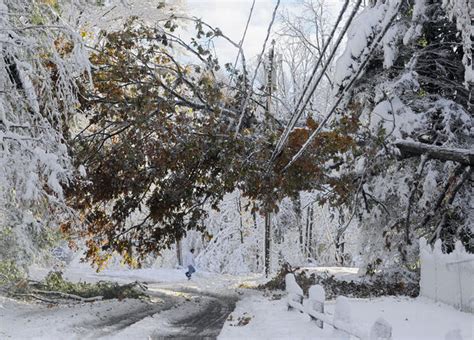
[{"x1": 393, "y1": 140, "x2": 474, "y2": 166}]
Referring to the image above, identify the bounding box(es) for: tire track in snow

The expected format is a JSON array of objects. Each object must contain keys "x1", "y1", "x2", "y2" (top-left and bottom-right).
[{"x1": 149, "y1": 289, "x2": 237, "y2": 339}]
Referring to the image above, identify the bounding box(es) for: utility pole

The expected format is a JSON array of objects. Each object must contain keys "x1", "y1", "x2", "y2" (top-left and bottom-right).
[
  {"x1": 264, "y1": 40, "x2": 276, "y2": 277},
  {"x1": 176, "y1": 239, "x2": 182, "y2": 266},
  {"x1": 304, "y1": 205, "x2": 311, "y2": 258},
  {"x1": 264, "y1": 211, "x2": 271, "y2": 277},
  {"x1": 252, "y1": 204, "x2": 260, "y2": 272},
  {"x1": 264, "y1": 40, "x2": 276, "y2": 125},
  {"x1": 308, "y1": 203, "x2": 314, "y2": 258},
  {"x1": 236, "y1": 192, "x2": 244, "y2": 244}
]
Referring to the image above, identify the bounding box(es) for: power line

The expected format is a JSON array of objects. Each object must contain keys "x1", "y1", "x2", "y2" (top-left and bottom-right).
[
  {"x1": 270, "y1": 0, "x2": 351, "y2": 163},
  {"x1": 229, "y1": 0, "x2": 256, "y2": 88},
  {"x1": 235, "y1": 0, "x2": 281, "y2": 137},
  {"x1": 271, "y1": 0, "x2": 362, "y2": 164},
  {"x1": 218, "y1": 0, "x2": 255, "y2": 123},
  {"x1": 282, "y1": 1, "x2": 402, "y2": 172}
]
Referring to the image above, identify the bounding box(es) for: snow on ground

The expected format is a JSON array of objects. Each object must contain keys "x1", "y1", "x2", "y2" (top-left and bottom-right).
[
  {"x1": 219, "y1": 291, "x2": 474, "y2": 340},
  {"x1": 29, "y1": 255, "x2": 267, "y2": 293},
  {"x1": 219, "y1": 292, "x2": 333, "y2": 340},
  {"x1": 1, "y1": 260, "x2": 261, "y2": 339},
  {"x1": 1, "y1": 264, "x2": 244, "y2": 339},
  {"x1": 0, "y1": 295, "x2": 169, "y2": 340},
  {"x1": 4, "y1": 262, "x2": 474, "y2": 340}
]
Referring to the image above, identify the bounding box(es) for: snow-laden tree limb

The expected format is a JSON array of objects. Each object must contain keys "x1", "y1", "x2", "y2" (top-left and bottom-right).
[{"x1": 393, "y1": 140, "x2": 474, "y2": 166}]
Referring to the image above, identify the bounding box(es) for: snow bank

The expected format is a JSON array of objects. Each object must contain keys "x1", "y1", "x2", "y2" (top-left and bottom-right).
[{"x1": 420, "y1": 237, "x2": 474, "y2": 313}]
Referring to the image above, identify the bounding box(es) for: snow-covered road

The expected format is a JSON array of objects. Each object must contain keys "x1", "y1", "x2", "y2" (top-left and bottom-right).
[
  {"x1": 1, "y1": 265, "x2": 254, "y2": 339},
  {"x1": 146, "y1": 288, "x2": 237, "y2": 339},
  {"x1": 0, "y1": 285, "x2": 237, "y2": 339},
  {"x1": 0, "y1": 280, "x2": 239, "y2": 339}
]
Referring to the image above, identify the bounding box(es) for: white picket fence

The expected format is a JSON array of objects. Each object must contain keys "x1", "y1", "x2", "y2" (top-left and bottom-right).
[{"x1": 285, "y1": 273, "x2": 392, "y2": 340}]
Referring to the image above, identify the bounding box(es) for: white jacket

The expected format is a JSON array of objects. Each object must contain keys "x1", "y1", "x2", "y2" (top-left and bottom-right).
[{"x1": 185, "y1": 251, "x2": 196, "y2": 267}]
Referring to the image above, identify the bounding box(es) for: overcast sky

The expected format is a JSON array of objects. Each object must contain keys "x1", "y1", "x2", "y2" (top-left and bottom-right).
[
  {"x1": 97, "y1": 0, "x2": 341, "y2": 65},
  {"x1": 190, "y1": 0, "x2": 290, "y2": 64},
  {"x1": 189, "y1": 0, "x2": 341, "y2": 65}
]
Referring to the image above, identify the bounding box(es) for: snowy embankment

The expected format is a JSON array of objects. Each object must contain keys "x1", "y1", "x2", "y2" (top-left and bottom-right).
[{"x1": 218, "y1": 291, "x2": 474, "y2": 340}]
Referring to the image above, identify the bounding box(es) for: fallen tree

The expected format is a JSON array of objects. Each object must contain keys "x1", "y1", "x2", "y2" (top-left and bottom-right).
[{"x1": 1, "y1": 271, "x2": 148, "y2": 304}]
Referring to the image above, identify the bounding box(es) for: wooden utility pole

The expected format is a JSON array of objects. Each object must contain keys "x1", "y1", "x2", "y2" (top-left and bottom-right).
[
  {"x1": 264, "y1": 41, "x2": 276, "y2": 277},
  {"x1": 264, "y1": 40, "x2": 276, "y2": 123},
  {"x1": 264, "y1": 211, "x2": 271, "y2": 277},
  {"x1": 305, "y1": 206, "x2": 310, "y2": 257},
  {"x1": 308, "y1": 203, "x2": 314, "y2": 258},
  {"x1": 252, "y1": 205, "x2": 260, "y2": 272},
  {"x1": 176, "y1": 239, "x2": 182, "y2": 266},
  {"x1": 236, "y1": 193, "x2": 244, "y2": 244}
]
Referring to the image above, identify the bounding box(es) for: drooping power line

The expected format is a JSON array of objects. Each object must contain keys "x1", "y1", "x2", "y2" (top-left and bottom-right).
[
  {"x1": 271, "y1": 0, "x2": 362, "y2": 164},
  {"x1": 282, "y1": 1, "x2": 402, "y2": 172},
  {"x1": 234, "y1": 0, "x2": 281, "y2": 138},
  {"x1": 228, "y1": 0, "x2": 256, "y2": 88}
]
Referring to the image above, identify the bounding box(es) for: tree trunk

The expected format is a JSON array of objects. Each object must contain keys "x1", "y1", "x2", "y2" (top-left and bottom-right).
[
  {"x1": 404, "y1": 157, "x2": 429, "y2": 249},
  {"x1": 334, "y1": 233, "x2": 345, "y2": 265},
  {"x1": 299, "y1": 224, "x2": 304, "y2": 253}
]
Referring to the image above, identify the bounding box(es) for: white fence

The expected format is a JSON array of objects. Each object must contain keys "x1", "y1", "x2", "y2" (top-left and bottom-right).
[
  {"x1": 285, "y1": 274, "x2": 392, "y2": 340},
  {"x1": 419, "y1": 237, "x2": 474, "y2": 313}
]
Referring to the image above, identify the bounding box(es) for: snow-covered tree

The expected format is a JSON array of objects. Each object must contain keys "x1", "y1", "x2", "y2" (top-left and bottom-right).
[
  {"x1": 0, "y1": 0, "x2": 90, "y2": 268},
  {"x1": 328, "y1": 0, "x2": 473, "y2": 276}
]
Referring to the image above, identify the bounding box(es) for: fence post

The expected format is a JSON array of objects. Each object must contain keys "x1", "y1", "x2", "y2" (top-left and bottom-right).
[
  {"x1": 308, "y1": 284, "x2": 325, "y2": 329},
  {"x1": 333, "y1": 296, "x2": 351, "y2": 340},
  {"x1": 369, "y1": 317, "x2": 392, "y2": 340},
  {"x1": 285, "y1": 273, "x2": 303, "y2": 311}
]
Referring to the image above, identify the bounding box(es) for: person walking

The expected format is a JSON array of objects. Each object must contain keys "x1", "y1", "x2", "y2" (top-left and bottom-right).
[{"x1": 185, "y1": 248, "x2": 196, "y2": 280}]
